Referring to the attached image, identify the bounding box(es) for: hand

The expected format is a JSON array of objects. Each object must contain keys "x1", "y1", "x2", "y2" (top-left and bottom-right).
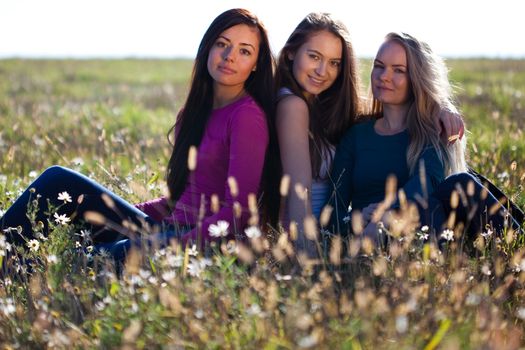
[
  {"x1": 362, "y1": 222, "x2": 380, "y2": 246},
  {"x1": 361, "y1": 203, "x2": 379, "y2": 226},
  {"x1": 436, "y1": 109, "x2": 465, "y2": 144}
]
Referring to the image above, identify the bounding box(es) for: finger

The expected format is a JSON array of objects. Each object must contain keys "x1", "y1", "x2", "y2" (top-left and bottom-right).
[
  {"x1": 442, "y1": 115, "x2": 452, "y2": 137},
  {"x1": 458, "y1": 122, "x2": 465, "y2": 140}
]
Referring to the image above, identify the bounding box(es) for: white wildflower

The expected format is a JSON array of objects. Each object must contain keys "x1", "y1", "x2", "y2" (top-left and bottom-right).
[
  {"x1": 46, "y1": 254, "x2": 58, "y2": 264},
  {"x1": 187, "y1": 244, "x2": 199, "y2": 257},
  {"x1": 208, "y1": 220, "x2": 230, "y2": 238},
  {"x1": 0, "y1": 235, "x2": 12, "y2": 257},
  {"x1": 79, "y1": 229, "x2": 91, "y2": 238},
  {"x1": 1, "y1": 298, "x2": 16, "y2": 316},
  {"x1": 194, "y1": 309, "x2": 204, "y2": 319},
  {"x1": 517, "y1": 307, "x2": 525, "y2": 320},
  {"x1": 54, "y1": 212, "x2": 71, "y2": 225},
  {"x1": 161, "y1": 270, "x2": 176, "y2": 282},
  {"x1": 75, "y1": 241, "x2": 82, "y2": 249},
  {"x1": 440, "y1": 229, "x2": 454, "y2": 242},
  {"x1": 57, "y1": 191, "x2": 72, "y2": 203},
  {"x1": 72, "y1": 157, "x2": 84, "y2": 166},
  {"x1": 246, "y1": 303, "x2": 263, "y2": 316},
  {"x1": 27, "y1": 239, "x2": 40, "y2": 252},
  {"x1": 395, "y1": 315, "x2": 408, "y2": 333},
  {"x1": 481, "y1": 228, "x2": 493, "y2": 238},
  {"x1": 244, "y1": 226, "x2": 262, "y2": 239},
  {"x1": 28, "y1": 170, "x2": 38, "y2": 178},
  {"x1": 275, "y1": 273, "x2": 292, "y2": 281},
  {"x1": 298, "y1": 334, "x2": 318, "y2": 348},
  {"x1": 187, "y1": 258, "x2": 205, "y2": 277},
  {"x1": 167, "y1": 254, "x2": 184, "y2": 267}
]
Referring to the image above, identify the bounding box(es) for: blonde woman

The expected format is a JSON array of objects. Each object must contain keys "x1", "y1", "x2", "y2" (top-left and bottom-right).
[{"x1": 328, "y1": 32, "x2": 520, "y2": 245}]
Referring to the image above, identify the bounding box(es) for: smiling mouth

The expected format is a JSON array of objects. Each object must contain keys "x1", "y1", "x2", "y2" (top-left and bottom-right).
[{"x1": 308, "y1": 76, "x2": 325, "y2": 86}]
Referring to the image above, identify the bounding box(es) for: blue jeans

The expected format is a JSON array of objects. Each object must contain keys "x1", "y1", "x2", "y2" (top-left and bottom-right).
[
  {"x1": 0, "y1": 166, "x2": 176, "y2": 260},
  {"x1": 419, "y1": 172, "x2": 521, "y2": 241}
]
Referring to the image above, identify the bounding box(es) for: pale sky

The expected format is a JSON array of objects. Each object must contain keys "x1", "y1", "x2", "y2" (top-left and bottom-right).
[{"x1": 1, "y1": 0, "x2": 524, "y2": 59}]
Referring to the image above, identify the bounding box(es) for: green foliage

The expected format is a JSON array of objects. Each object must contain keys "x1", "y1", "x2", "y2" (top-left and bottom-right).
[{"x1": 0, "y1": 58, "x2": 524, "y2": 348}]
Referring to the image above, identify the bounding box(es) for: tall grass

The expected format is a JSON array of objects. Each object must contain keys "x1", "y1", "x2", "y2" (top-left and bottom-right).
[{"x1": 0, "y1": 58, "x2": 524, "y2": 348}]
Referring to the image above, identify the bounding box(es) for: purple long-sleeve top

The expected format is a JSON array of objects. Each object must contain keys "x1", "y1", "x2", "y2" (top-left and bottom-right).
[{"x1": 135, "y1": 95, "x2": 268, "y2": 244}]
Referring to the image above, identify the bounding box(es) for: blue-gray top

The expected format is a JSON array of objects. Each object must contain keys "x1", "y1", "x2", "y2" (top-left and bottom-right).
[{"x1": 327, "y1": 119, "x2": 445, "y2": 233}]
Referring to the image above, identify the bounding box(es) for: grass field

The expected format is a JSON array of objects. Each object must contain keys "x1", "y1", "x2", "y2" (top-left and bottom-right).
[{"x1": 0, "y1": 58, "x2": 524, "y2": 348}]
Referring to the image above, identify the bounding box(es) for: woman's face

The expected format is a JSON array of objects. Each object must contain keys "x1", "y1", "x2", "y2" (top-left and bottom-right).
[
  {"x1": 289, "y1": 30, "x2": 342, "y2": 98},
  {"x1": 207, "y1": 24, "x2": 260, "y2": 91},
  {"x1": 371, "y1": 40, "x2": 411, "y2": 106}
]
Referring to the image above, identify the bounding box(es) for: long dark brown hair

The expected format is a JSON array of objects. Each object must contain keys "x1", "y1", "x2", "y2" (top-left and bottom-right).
[
  {"x1": 274, "y1": 12, "x2": 362, "y2": 178},
  {"x1": 166, "y1": 8, "x2": 275, "y2": 204}
]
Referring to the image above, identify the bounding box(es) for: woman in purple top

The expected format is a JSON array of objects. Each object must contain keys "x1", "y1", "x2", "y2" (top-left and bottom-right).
[{"x1": 0, "y1": 8, "x2": 275, "y2": 263}]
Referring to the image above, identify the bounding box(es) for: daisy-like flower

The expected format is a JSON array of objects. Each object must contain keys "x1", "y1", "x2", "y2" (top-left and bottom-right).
[
  {"x1": 187, "y1": 244, "x2": 199, "y2": 257},
  {"x1": 27, "y1": 239, "x2": 40, "y2": 252},
  {"x1": 187, "y1": 259, "x2": 203, "y2": 277},
  {"x1": 440, "y1": 229, "x2": 454, "y2": 242},
  {"x1": 417, "y1": 226, "x2": 430, "y2": 241},
  {"x1": 481, "y1": 228, "x2": 493, "y2": 238},
  {"x1": 79, "y1": 229, "x2": 91, "y2": 239},
  {"x1": 244, "y1": 226, "x2": 262, "y2": 239},
  {"x1": 167, "y1": 254, "x2": 184, "y2": 267},
  {"x1": 161, "y1": 270, "x2": 177, "y2": 282},
  {"x1": 54, "y1": 213, "x2": 71, "y2": 226},
  {"x1": 57, "y1": 191, "x2": 72, "y2": 203},
  {"x1": 208, "y1": 220, "x2": 230, "y2": 238}
]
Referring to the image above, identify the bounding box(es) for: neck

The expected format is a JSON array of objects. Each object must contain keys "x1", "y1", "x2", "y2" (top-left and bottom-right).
[
  {"x1": 380, "y1": 104, "x2": 409, "y2": 134},
  {"x1": 213, "y1": 84, "x2": 246, "y2": 109}
]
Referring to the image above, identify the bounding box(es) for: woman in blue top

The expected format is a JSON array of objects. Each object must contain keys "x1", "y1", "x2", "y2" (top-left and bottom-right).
[{"x1": 328, "y1": 32, "x2": 520, "y2": 246}]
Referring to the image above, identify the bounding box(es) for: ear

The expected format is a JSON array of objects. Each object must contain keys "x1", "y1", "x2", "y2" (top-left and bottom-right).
[
  {"x1": 252, "y1": 66, "x2": 257, "y2": 72},
  {"x1": 287, "y1": 52, "x2": 294, "y2": 61}
]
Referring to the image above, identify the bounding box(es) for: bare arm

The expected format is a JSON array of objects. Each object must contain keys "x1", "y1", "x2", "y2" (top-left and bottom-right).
[{"x1": 276, "y1": 95, "x2": 312, "y2": 226}]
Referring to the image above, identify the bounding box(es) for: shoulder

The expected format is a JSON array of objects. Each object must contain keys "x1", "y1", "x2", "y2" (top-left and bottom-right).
[
  {"x1": 276, "y1": 94, "x2": 309, "y2": 124},
  {"x1": 225, "y1": 96, "x2": 268, "y2": 134}
]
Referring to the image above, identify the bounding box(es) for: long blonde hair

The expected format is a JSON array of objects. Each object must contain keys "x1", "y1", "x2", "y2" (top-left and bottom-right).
[{"x1": 370, "y1": 32, "x2": 467, "y2": 176}]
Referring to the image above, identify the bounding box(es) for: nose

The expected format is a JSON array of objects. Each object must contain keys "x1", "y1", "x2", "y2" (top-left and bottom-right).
[
  {"x1": 379, "y1": 68, "x2": 391, "y2": 82},
  {"x1": 315, "y1": 60, "x2": 327, "y2": 76},
  {"x1": 222, "y1": 46, "x2": 235, "y2": 62}
]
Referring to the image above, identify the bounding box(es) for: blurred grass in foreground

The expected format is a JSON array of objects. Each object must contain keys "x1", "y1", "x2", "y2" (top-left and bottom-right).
[{"x1": 0, "y1": 58, "x2": 524, "y2": 348}]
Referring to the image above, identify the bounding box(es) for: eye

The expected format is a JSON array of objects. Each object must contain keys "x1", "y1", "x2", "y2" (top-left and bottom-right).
[
  {"x1": 215, "y1": 40, "x2": 227, "y2": 48},
  {"x1": 394, "y1": 68, "x2": 406, "y2": 74},
  {"x1": 240, "y1": 48, "x2": 252, "y2": 56},
  {"x1": 308, "y1": 53, "x2": 320, "y2": 61},
  {"x1": 330, "y1": 60, "x2": 341, "y2": 68}
]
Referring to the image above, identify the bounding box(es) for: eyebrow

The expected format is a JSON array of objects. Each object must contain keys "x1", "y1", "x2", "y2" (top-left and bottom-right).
[
  {"x1": 374, "y1": 58, "x2": 406, "y2": 68},
  {"x1": 306, "y1": 49, "x2": 341, "y2": 60},
  {"x1": 217, "y1": 35, "x2": 256, "y2": 51}
]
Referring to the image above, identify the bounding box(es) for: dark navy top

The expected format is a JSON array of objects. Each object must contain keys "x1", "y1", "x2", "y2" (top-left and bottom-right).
[{"x1": 328, "y1": 119, "x2": 445, "y2": 233}]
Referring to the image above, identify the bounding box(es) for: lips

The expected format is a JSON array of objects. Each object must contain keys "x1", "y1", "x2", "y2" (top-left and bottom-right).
[
  {"x1": 218, "y1": 65, "x2": 236, "y2": 74},
  {"x1": 308, "y1": 75, "x2": 325, "y2": 87}
]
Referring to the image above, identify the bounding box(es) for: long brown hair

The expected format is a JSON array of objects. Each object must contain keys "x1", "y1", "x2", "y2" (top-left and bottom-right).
[
  {"x1": 274, "y1": 12, "x2": 362, "y2": 178},
  {"x1": 166, "y1": 8, "x2": 275, "y2": 204}
]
